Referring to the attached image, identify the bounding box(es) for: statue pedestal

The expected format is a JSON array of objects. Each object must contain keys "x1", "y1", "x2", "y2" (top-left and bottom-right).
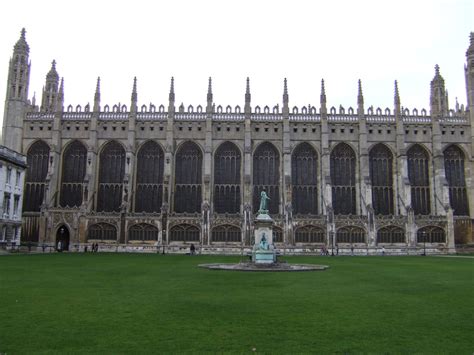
[
  {"x1": 254, "y1": 250, "x2": 276, "y2": 264},
  {"x1": 252, "y1": 212, "x2": 276, "y2": 264}
]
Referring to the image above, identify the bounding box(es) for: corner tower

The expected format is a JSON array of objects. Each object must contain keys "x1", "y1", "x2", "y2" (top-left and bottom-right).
[
  {"x1": 2, "y1": 28, "x2": 31, "y2": 152},
  {"x1": 465, "y1": 32, "x2": 474, "y2": 110}
]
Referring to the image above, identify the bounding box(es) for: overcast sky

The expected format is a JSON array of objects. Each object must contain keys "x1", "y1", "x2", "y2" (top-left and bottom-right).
[{"x1": 0, "y1": 0, "x2": 473, "y2": 122}]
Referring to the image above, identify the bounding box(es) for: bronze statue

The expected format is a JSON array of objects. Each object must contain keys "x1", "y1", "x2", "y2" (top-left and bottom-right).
[{"x1": 259, "y1": 190, "x2": 270, "y2": 213}]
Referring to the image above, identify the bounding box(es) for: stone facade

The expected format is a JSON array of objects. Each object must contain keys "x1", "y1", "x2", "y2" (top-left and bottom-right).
[
  {"x1": 2, "y1": 29, "x2": 474, "y2": 254},
  {"x1": 0, "y1": 145, "x2": 26, "y2": 249}
]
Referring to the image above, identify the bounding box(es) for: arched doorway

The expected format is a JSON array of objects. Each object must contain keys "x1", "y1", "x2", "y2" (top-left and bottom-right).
[{"x1": 56, "y1": 225, "x2": 70, "y2": 251}]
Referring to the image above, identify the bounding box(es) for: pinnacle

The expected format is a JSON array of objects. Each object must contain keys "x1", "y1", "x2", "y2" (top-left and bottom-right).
[
  {"x1": 132, "y1": 77, "x2": 137, "y2": 93},
  {"x1": 208, "y1": 77, "x2": 212, "y2": 94},
  {"x1": 394, "y1": 80, "x2": 400, "y2": 105},
  {"x1": 320, "y1": 79, "x2": 327, "y2": 105},
  {"x1": 95, "y1": 77, "x2": 101, "y2": 93},
  {"x1": 14, "y1": 27, "x2": 29, "y2": 53}
]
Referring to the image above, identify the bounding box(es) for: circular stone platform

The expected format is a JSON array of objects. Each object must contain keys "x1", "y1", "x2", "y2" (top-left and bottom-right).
[{"x1": 198, "y1": 262, "x2": 329, "y2": 272}]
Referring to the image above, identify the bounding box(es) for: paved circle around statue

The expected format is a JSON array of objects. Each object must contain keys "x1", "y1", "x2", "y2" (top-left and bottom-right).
[{"x1": 198, "y1": 262, "x2": 329, "y2": 272}]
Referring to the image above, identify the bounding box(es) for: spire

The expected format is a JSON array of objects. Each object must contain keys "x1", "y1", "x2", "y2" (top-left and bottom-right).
[
  {"x1": 131, "y1": 77, "x2": 137, "y2": 101},
  {"x1": 47, "y1": 60, "x2": 59, "y2": 81},
  {"x1": 95, "y1": 77, "x2": 101, "y2": 98},
  {"x1": 56, "y1": 78, "x2": 64, "y2": 111},
  {"x1": 357, "y1": 79, "x2": 364, "y2": 105},
  {"x1": 14, "y1": 28, "x2": 29, "y2": 54},
  {"x1": 467, "y1": 32, "x2": 474, "y2": 56},
  {"x1": 245, "y1": 77, "x2": 251, "y2": 104},
  {"x1": 130, "y1": 77, "x2": 138, "y2": 112},
  {"x1": 41, "y1": 60, "x2": 60, "y2": 111},
  {"x1": 320, "y1": 79, "x2": 326, "y2": 105},
  {"x1": 394, "y1": 80, "x2": 400, "y2": 105},
  {"x1": 168, "y1": 77, "x2": 175, "y2": 113},
  {"x1": 283, "y1": 78, "x2": 288, "y2": 106},
  {"x1": 357, "y1": 79, "x2": 364, "y2": 114},
  {"x1": 430, "y1": 64, "x2": 448, "y2": 116},
  {"x1": 59, "y1": 77, "x2": 64, "y2": 95},
  {"x1": 244, "y1": 77, "x2": 251, "y2": 115},
  {"x1": 207, "y1": 77, "x2": 213, "y2": 111},
  {"x1": 169, "y1": 77, "x2": 175, "y2": 103},
  {"x1": 94, "y1": 77, "x2": 101, "y2": 111}
]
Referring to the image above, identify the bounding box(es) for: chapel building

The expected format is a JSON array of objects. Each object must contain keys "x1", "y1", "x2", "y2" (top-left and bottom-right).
[{"x1": 2, "y1": 29, "x2": 474, "y2": 253}]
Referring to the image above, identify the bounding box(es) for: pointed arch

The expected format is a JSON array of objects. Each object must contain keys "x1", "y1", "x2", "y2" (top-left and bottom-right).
[
  {"x1": 135, "y1": 141, "x2": 164, "y2": 213},
  {"x1": 377, "y1": 225, "x2": 405, "y2": 244},
  {"x1": 330, "y1": 143, "x2": 356, "y2": 215},
  {"x1": 87, "y1": 223, "x2": 117, "y2": 241},
  {"x1": 336, "y1": 226, "x2": 366, "y2": 244},
  {"x1": 273, "y1": 226, "x2": 283, "y2": 243},
  {"x1": 253, "y1": 142, "x2": 280, "y2": 214},
  {"x1": 443, "y1": 145, "x2": 469, "y2": 216},
  {"x1": 60, "y1": 140, "x2": 87, "y2": 207},
  {"x1": 97, "y1": 141, "x2": 125, "y2": 212},
  {"x1": 292, "y1": 143, "x2": 318, "y2": 215},
  {"x1": 214, "y1": 142, "x2": 241, "y2": 213},
  {"x1": 295, "y1": 225, "x2": 325, "y2": 243},
  {"x1": 128, "y1": 223, "x2": 158, "y2": 241},
  {"x1": 24, "y1": 140, "x2": 50, "y2": 212},
  {"x1": 211, "y1": 224, "x2": 241, "y2": 243},
  {"x1": 174, "y1": 141, "x2": 202, "y2": 213},
  {"x1": 407, "y1": 144, "x2": 430, "y2": 215},
  {"x1": 170, "y1": 224, "x2": 200, "y2": 242},
  {"x1": 369, "y1": 143, "x2": 394, "y2": 215},
  {"x1": 417, "y1": 226, "x2": 445, "y2": 243}
]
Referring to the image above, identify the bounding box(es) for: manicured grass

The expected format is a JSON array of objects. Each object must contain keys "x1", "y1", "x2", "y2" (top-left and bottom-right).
[{"x1": 0, "y1": 253, "x2": 473, "y2": 354}]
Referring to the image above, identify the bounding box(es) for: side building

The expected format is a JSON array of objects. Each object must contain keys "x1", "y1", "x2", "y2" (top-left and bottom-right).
[
  {"x1": 2, "y1": 29, "x2": 474, "y2": 254},
  {"x1": 0, "y1": 145, "x2": 26, "y2": 249}
]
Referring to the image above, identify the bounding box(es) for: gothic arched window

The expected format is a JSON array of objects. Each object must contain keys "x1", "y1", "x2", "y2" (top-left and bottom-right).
[
  {"x1": 253, "y1": 142, "x2": 280, "y2": 214},
  {"x1": 174, "y1": 142, "x2": 202, "y2": 213},
  {"x1": 417, "y1": 226, "x2": 445, "y2": 243},
  {"x1": 330, "y1": 143, "x2": 356, "y2": 215},
  {"x1": 87, "y1": 223, "x2": 117, "y2": 241},
  {"x1": 407, "y1": 145, "x2": 431, "y2": 215},
  {"x1": 135, "y1": 141, "x2": 164, "y2": 213},
  {"x1": 273, "y1": 227, "x2": 283, "y2": 243},
  {"x1": 336, "y1": 226, "x2": 366, "y2": 244},
  {"x1": 369, "y1": 144, "x2": 394, "y2": 215},
  {"x1": 292, "y1": 143, "x2": 318, "y2": 215},
  {"x1": 170, "y1": 224, "x2": 200, "y2": 242},
  {"x1": 295, "y1": 225, "x2": 325, "y2": 243},
  {"x1": 97, "y1": 141, "x2": 125, "y2": 212},
  {"x1": 60, "y1": 140, "x2": 87, "y2": 207},
  {"x1": 211, "y1": 225, "x2": 241, "y2": 243},
  {"x1": 128, "y1": 223, "x2": 158, "y2": 241},
  {"x1": 443, "y1": 145, "x2": 469, "y2": 216},
  {"x1": 377, "y1": 225, "x2": 405, "y2": 244},
  {"x1": 24, "y1": 140, "x2": 50, "y2": 212},
  {"x1": 214, "y1": 142, "x2": 241, "y2": 213}
]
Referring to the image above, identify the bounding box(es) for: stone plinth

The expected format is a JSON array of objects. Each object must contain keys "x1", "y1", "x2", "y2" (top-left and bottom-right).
[
  {"x1": 253, "y1": 212, "x2": 276, "y2": 263},
  {"x1": 254, "y1": 250, "x2": 276, "y2": 264}
]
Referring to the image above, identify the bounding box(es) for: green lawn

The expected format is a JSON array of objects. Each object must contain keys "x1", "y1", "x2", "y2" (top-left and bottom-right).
[{"x1": 1, "y1": 253, "x2": 473, "y2": 354}]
